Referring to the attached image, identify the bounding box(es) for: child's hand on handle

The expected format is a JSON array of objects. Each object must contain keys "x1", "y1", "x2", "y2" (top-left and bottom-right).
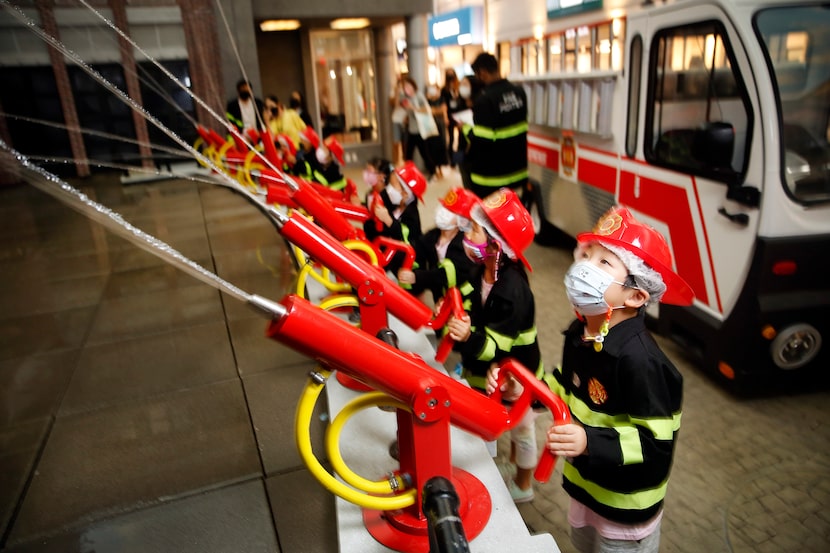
[
  {"x1": 546, "y1": 423, "x2": 587, "y2": 458},
  {"x1": 446, "y1": 313, "x2": 471, "y2": 342},
  {"x1": 397, "y1": 268, "x2": 415, "y2": 285},
  {"x1": 486, "y1": 365, "x2": 523, "y2": 402}
]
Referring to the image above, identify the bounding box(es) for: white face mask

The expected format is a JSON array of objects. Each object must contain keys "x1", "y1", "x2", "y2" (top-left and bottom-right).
[
  {"x1": 434, "y1": 205, "x2": 457, "y2": 231},
  {"x1": 386, "y1": 184, "x2": 403, "y2": 205},
  {"x1": 459, "y1": 85, "x2": 471, "y2": 99},
  {"x1": 564, "y1": 261, "x2": 628, "y2": 316},
  {"x1": 315, "y1": 147, "x2": 329, "y2": 165}
]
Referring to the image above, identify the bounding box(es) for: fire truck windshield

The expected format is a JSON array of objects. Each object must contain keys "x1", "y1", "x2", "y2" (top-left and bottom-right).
[{"x1": 756, "y1": 5, "x2": 830, "y2": 205}]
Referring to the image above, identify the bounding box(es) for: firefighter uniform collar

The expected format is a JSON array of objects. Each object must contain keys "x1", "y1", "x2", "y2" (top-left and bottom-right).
[{"x1": 570, "y1": 313, "x2": 647, "y2": 356}]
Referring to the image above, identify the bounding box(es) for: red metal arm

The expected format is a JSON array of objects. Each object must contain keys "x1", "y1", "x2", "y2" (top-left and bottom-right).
[{"x1": 489, "y1": 359, "x2": 572, "y2": 483}]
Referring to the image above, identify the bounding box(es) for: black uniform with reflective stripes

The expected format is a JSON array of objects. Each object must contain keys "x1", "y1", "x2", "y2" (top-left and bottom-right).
[
  {"x1": 544, "y1": 314, "x2": 683, "y2": 524},
  {"x1": 467, "y1": 78, "x2": 528, "y2": 196},
  {"x1": 454, "y1": 261, "x2": 541, "y2": 390},
  {"x1": 362, "y1": 189, "x2": 422, "y2": 276},
  {"x1": 408, "y1": 229, "x2": 477, "y2": 302}
]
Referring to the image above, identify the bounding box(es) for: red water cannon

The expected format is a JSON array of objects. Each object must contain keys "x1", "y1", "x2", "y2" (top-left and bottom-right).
[
  {"x1": 272, "y1": 208, "x2": 432, "y2": 334},
  {"x1": 261, "y1": 293, "x2": 570, "y2": 551},
  {"x1": 264, "y1": 174, "x2": 370, "y2": 227}
]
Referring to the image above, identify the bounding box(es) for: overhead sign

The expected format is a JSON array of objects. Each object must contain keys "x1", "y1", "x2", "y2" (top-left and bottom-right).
[
  {"x1": 547, "y1": 0, "x2": 603, "y2": 20},
  {"x1": 428, "y1": 7, "x2": 483, "y2": 48}
]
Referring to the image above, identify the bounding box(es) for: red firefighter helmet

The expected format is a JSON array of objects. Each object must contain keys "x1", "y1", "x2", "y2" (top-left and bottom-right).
[
  {"x1": 324, "y1": 136, "x2": 345, "y2": 165},
  {"x1": 473, "y1": 187, "x2": 534, "y2": 271},
  {"x1": 299, "y1": 126, "x2": 320, "y2": 150},
  {"x1": 577, "y1": 206, "x2": 694, "y2": 305},
  {"x1": 393, "y1": 161, "x2": 426, "y2": 203},
  {"x1": 440, "y1": 187, "x2": 480, "y2": 218}
]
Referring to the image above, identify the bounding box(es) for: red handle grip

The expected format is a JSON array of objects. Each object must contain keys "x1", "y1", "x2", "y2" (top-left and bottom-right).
[
  {"x1": 490, "y1": 359, "x2": 571, "y2": 483},
  {"x1": 368, "y1": 191, "x2": 384, "y2": 232},
  {"x1": 432, "y1": 287, "x2": 464, "y2": 363},
  {"x1": 373, "y1": 236, "x2": 415, "y2": 270}
]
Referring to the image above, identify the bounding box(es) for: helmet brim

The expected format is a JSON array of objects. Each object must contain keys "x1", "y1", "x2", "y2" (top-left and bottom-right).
[{"x1": 577, "y1": 232, "x2": 693, "y2": 305}]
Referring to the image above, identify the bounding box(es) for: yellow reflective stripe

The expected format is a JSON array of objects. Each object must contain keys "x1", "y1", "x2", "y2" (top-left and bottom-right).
[
  {"x1": 439, "y1": 259, "x2": 457, "y2": 289},
  {"x1": 459, "y1": 282, "x2": 474, "y2": 296},
  {"x1": 471, "y1": 168, "x2": 529, "y2": 187},
  {"x1": 313, "y1": 171, "x2": 347, "y2": 191},
  {"x1": 226, "y1": 112, "x2": 243, "y2": 128},
  {"x1": 329, "y1": 177, "x2": 347, "y2": 191},
  {"x1": 477, "y1": 337, "x2": 497, "y2": 361},
  {"x1": 472, "y1": 121, "x2": 529, "y2": 140},
  {"x1": 462, "y1": 298, "x2": 473, "y2": 311},
  {"x1": 484, "y1": 326, "x2": 537, "y2": 352},
  {"x1": 463, "y1": 371, "x2": 487, "y2": 390},
  {"x1": 313, "y1": 170, "x2": 328, "y2": 185},
  {"x1": 401, "y1": 225, "x2": 411, "y2": 244},
  {"x1": 567, "y1": 393, "x2": 681, "y2": 441},
  {"x1": 563, "y1": 463, "x2": 669, "y2": 510},
  {"x1": 618, "y1": 426, "x2": 644, "y2": 465}
]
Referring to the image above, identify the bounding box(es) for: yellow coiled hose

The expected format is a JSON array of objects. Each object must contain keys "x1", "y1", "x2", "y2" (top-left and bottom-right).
[{"x1": 295, "y1": 369, "x2": 416, "y2": 511}]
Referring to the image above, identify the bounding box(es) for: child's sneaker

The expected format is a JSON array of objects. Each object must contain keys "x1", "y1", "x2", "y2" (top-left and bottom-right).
[{"x1": 507, "y1": 479, "x2": 534, "y2": 503}]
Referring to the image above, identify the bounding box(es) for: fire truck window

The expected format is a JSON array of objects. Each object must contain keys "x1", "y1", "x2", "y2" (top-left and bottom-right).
[
  {"x1": 645, "y1": 21, "x2": 750, "y2": 183},
  {"x1": 626, "y1": 35, "x2": 643, "y2": 158},
  {"x1": 756, "y1": 6, "x2": 830, "y2": 205}
]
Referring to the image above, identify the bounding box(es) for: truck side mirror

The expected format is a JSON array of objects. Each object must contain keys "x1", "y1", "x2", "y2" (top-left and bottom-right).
[{"x1": 692, "y1": 121, "x2": 735, "y2": 170}]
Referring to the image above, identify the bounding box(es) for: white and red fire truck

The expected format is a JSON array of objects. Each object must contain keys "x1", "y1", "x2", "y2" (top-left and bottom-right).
[{"x1": 491, "y1": 0, "x2": 830, "y2": 390}]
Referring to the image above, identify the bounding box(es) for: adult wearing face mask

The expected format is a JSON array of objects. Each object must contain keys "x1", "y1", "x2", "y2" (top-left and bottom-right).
[
  {"x1": 441, "y1": 69, "x2": 464, "y2": 167},
  {"x1": 467, "y1": 52, "x2": 528, "y2": 199},
  {"x1": 398, "y1": 187, "x2": 479, "y2": 304},
  {"x1": 455, "y1": 75, "x2": 484, "y2": 190},
  {"x1": 363, "y1": 161, "x2": 426, "y2": 276},
  {"x1": 226, "y1": 79, "x2": 264, "y2": 132}
]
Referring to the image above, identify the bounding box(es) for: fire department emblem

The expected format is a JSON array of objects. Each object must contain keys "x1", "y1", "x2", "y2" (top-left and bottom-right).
[
  {"x1": 594, "y1": 211, "x2": 623, "y2": 237},
  {"x1": 443, "y1": 188, "x2": 459, "y2": 207},
  {"x1": 587, "y1": 377, "x2": 608, "y2": 405},
  {"x1": 484, "y1": 189, "x2": 509, "y2": 209}
]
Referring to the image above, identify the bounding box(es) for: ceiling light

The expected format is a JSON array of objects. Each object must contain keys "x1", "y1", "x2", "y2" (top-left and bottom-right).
[
  {"x1": 330, "y1": 18, "x2": 370, "y2": 30},
  {"x1": 260, "y1": 19, "x2": 301, "y2": 32}
]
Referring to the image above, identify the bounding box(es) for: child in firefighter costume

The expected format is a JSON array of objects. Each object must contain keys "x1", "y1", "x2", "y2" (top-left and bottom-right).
[
  {"x1": 488, "y1": 205, "x2": 694, "y2": 553},
  {"x1": 445, "y1": 187, "x2": 542, "y2": 503},
  {"x1": 397, "y1": 187, "x2": 480, "y2": 304}
]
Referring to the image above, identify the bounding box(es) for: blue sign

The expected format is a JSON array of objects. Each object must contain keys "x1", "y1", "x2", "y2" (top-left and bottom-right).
[
  {"x1": 547, "y1": 0, "x2": 603, "y2": 20},
  {"x1": 428, "y1": 7, "x2": 483, "y2": 48}
]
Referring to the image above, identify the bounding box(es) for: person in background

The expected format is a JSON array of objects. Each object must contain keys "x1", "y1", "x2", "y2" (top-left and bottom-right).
[
  {"x1": 426, "y1": 83, "x2": 449, "y2": 179},
  {"x1": 400, "y1": 76, "x2": 438, "y2": 180},
  {"x1": 290, "y1": 90, "x2": 313, "y2": 129},
  {"x1": 390, "y1": 74, "x2": 408, "y2": 166},
  {"x1": 488, "y1": 206, "x2": 694, "y2": 552},
  {"x1": 263, "y1": 95, "x2": 281, "y2": 136},
  {"x1": 445, "y1": 187, "x2": 542, "y2": 504},
  {"x1": 456, "y1": 74, "x2": 484, "y2": 191},
  {"x1": 363, "y1": 161, "x2": 425, "y2": 276},
  {"x1": 397, "y1": 187, "x2": 479, "y2": 305},
  {"x1": 311, "y1": 136, "x2": 347, "y2": 193},
  {"x1": 440, "y1": 68, "x2": 463, "y2": 167},
  {"x1": 467, "y1": 53, "x2": 528, "y2": 198},
  {"x1": 226, "y1": 79, "x2": 264, "y2": 133},
  {"x1": 293, "y1": 126, "x2": 320, "y2": 181}
]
